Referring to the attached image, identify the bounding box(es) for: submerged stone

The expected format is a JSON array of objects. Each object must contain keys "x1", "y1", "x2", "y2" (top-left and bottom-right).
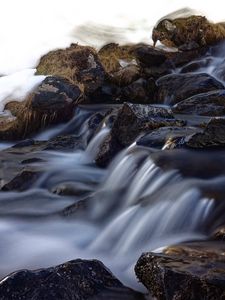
[
  {"x1": 1, "y1": 169, "x2": 41, "y2": 192},
  {"x1": 135, "y1": 241, "x2": 225, "y2": 300},
  {"x1": 0, "y1": 259, "x2": 144, "y2": 300}
]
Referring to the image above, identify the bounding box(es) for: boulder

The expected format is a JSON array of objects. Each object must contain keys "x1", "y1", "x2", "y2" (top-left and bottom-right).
[
  {"x1": 1, "y1": 169, "x2": 41, "y2": 192},
  {"x1": 173, "y1": 90, "x2": 225, "y2": 116},
  {"x1": 112, "y1": 64, "x2": 140, "y2": 87},
  {"x1": 152, "y1": 15, "x2": 225, "y2": 49},
  {"x1": 36, "y1": 44, "x2": 105, "y2": 94},
  {"x1": 111, "y1": 103, "x2": 185, "y2": 146},
  {"x1": 133, "y1": 44, "x2": 208, "y2": 79},
  {"x1": 134, "y1": 44, "x2": 167, "y2": 67},
  {"x1": 96, "y1": 103, "x2": 185, "y2": 166},
  {"x1": 0, "y1": 76, "x2": 82, "y2": 140},
  {"x1": 187, "y1": 118, "x2": 225, "y2": 148},
  {"x1": 156, "y1": 73, "x2": 223, "y2": 105},
  {"x1": 120, "y1": 78, "x2": 157, "y2": 104},
  {"x1": 135, "y1": 241, "x2": 225, "y2": 300},
  {"x1": 0, "y1": 259, "x2": 144, "y2": 300}
]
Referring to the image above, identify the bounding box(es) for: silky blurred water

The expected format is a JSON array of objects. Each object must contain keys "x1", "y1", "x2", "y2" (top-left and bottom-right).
[{"x1": 0, "y1": 0, "x2": 225, "y2": 291}]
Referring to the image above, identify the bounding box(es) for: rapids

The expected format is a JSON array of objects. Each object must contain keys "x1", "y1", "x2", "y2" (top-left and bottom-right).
[
  {"x1": 1, "y1": 0, "x2": 225, "y2": 293},
  {"x1": 0, "y1": 104, "x2": 224, "y2": 290}
]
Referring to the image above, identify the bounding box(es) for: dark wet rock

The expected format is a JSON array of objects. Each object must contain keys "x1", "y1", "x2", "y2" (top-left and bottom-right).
[
  {"x1": 0, "y1": 259, "x2": 144, "y2": 300},
  {"x1": 152, "y1": 15, "x2": 225, "y2": 49},
  {"x1": 1, "y1": 77, "x2": 82, "y2": 140},
  {"x1": 95, "y1": 134, "x2": 123, "y2": 167},
  {"x1": 151, "y1": 148, "x2": 225, "y2": 179},
  {"x1": 135, "y1": 241, "x2": 225, "y2": 300},
  {"x1": 137, "y1": 126, "x2": 198, "y2": 149},
  {"x1": 156, "y1": 73, "x2": 224, "y2": 105},
  {"x1": 52, "y1": 182, "x2": 93, "y2": 197},
  {"x1": 212, "y1": 226, "x2": 225, "y2": 241},
  {"x1": 43, "y1": 135, "x2": 84, "y2": 151},
  {"x1": 134, "y1": 44, "x2": 167, "y2": 67},
  {"x1": 1, "y1": 169, "x2": 41, "y2": 191},
  {"x1": 27, "y1": 76, "x2": 82, "y2": 119},
  {"x1": 173, "y1": 90, "x2": 225, "y2": 116},
  {"x1": 135, "y1": 44, "x2": 207, "y2": 76},
  {"x1": 12, "y1": 139, "x2": 36, "y2": 149},
  {"x1": 85, "y1": 112, "x2": 106, "y2": 143},
  {"x1": 96, "y1": 103, "x2": 185, "y2": 166},
  {"x1": 180, "y1": 57, "x2": 212, "y2": 73},
  {"x1": 180, "y1": 61, "x2": 204, "y2": 73},
  {"x1": 21, "y1": 158, "x2": 45, "y2": 165},
  {"x1": 61, "y1": 198, "x2": 89, "y2": 217},
  {"x1": 142, "y1": 64, "x2": 171, "y2": 80},
  {"x1": 112, "y1": 103, "x2": 185, "y2": 146},
  {"x1": 88, "y1": 83, "x2": 121, "y2": 104},
  {"x1": 36, "y1": 44, "x2": 105, "y2": 94},
  {"x1": 120, "y1": 78, "x2": 157, "y2": 104},
  {"x1": 8, "y1": 135, "x2": 84, "y2": 154},
  {"x1": 187, "y1": 118, "x2": 225, "y2": 148},
  {"x1": 168, "y1": 47, "x2": 208, "y2": 68},
  {"x1": 98, "y1": 43, "x2": 135, "y2": 73},
  {"x1": 112, "y1": 64, "x2": 140, "y2": 87}
]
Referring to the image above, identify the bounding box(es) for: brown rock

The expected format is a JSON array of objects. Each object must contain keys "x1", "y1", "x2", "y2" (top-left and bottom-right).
[
  {"x1": 36, "y1": 44, "x2": 105, "y2": 94},
  {"x1": 0, "y1": 76, "x2": 82, "y2": 140},
  {"x1": 98, "y1": 43, "x2": 135, "y2": 73},
  {"x1": 187, "y1": 118, "x2": 225, "y2": 148},
  {"x1": 152, "y1": 15, "x2": 225, "y2": 49},
  {"x1": 135, "y1": 241, "x2": 225, "y2": 300}
]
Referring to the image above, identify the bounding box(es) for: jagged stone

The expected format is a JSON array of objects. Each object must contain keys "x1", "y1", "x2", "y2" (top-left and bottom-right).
[
  {"x1": 135, "y1": 241, "x2": 225, "y2": 300},
  {"x1": 0, "y1": 259, "x2": 144, "y2": 300}
]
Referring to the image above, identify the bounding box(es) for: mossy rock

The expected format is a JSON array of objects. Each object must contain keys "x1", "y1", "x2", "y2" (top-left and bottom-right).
[
  {"x1": 0, "y1": 76, "x2": 82, "y2": 140},
  {"x1": 152, "y1": 15, "x2": 225, "y2": 49},
  {"x1": 36, "y1": 44, "x2": 105, "y2": 94},
  {"x1": 98, "y1": 43, "x2": 136, "y2": 74}
]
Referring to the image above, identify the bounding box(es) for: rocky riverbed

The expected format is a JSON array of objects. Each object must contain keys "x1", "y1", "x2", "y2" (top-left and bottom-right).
[{"x1": 0, "y1": 13, "x2": 225, "y2": 300}]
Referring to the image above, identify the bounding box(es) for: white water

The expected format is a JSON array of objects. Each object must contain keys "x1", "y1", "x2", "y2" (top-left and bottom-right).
[{"x1": 0, "y1": 143, "x2": 214, "y2": 289}]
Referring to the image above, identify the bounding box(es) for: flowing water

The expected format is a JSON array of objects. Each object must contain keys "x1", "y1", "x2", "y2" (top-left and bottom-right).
[{"x1": 0, "y1": 0, "x2": 225, "y2": 293}]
